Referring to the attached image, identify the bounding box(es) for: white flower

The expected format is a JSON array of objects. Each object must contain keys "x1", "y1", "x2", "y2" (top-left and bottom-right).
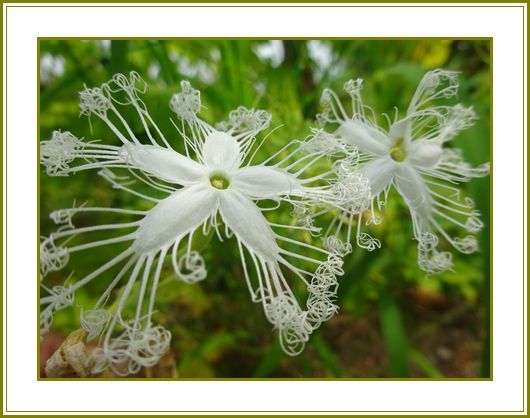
[
  {"x1": 315, "y1": 69, "x2": 490, "y2": 274},
  {"x1": 40, "y1": 72, "x2": 349, "y2": 374}
]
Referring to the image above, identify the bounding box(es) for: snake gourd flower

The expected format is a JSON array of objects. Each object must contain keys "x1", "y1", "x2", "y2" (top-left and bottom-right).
[
  {"x1": 40, "y1": 72, "x2": 361, "y2": 375},
  {"x1": 313, "y1": 69, "x2": 490, "y2": 275}
]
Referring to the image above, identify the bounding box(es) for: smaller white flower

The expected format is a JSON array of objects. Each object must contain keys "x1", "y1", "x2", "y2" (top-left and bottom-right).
[{"x1": 315, "y1": 69, "x2": 490, "y2": 274}]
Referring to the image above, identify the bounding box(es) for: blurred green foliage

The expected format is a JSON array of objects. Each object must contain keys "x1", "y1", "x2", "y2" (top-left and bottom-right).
[{"x1": 40, "y1": 39, "x2": 491, "y2": 378}]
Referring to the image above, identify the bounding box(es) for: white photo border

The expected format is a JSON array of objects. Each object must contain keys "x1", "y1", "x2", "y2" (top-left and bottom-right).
[{"x1": 3, "y1": 2, "x2": 527, "y2": 414}]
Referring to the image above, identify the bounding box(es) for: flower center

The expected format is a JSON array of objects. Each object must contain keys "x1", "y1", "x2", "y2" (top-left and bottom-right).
[
  {"x1": 389, "y1": 137, "x2": 406, "y2": 162},
  {"x1": 209, "y1": 172, "x2": 230, "y2": 190}
]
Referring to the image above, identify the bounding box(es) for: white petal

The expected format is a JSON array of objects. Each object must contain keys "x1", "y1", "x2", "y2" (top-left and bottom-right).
[
  {"x1": 388, "y1": 119, "x2": 410, "y2": 142},
  {"x1": 121, "y1": 144, "x2": 207, "y2": 185},
  {"x1": 408, "y1": 140, "x2": 443, "y2": 168},
  {"x1": 202, "y1": 131, "x2": 241, "y2": 172},
  {"x1": 359, "y1": 156, "x2": 397, "y2": 196},
  {"x1": 336, "y1": 120, "x2": 391, "y2": 156},
  {"x1": 219, "y1": 190, "x2": 279, "y2": 261},
  {"x1": 394, "y1": 164, "x2": 433, "y2": 223},
  {"x1": 134, "y1": 183, "x2": 218, "y2": 254},
  {"x1": 232, "y1": 166, "x2": 303, "y2": 198}
]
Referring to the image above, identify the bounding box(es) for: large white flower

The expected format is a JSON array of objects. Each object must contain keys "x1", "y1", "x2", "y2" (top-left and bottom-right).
[
  {"x1": 314, "y1": 69, "x2": 490, "y2": 275},
  {"x1": 40, "y1": 72, "x2": 355, "y2": 375}
]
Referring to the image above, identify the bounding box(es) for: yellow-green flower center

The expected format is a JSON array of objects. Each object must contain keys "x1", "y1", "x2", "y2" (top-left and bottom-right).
[
  {"x1": 389, "y1": 138, "x2": 406, "y2": 162},
  {"x1": 209, "y1": 172, "x2": 230, "y2": 190}
]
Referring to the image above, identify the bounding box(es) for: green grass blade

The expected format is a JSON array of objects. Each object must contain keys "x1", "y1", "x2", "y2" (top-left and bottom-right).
[
  {"x1": 312, "y1": 334, "x2": 342, "y2": 377},
  {"x1": 252, "y1": 340, "x2": 282, "y2": 378},
  {"x1": 409, "y1": 350, "x2": 443, "y2": 378},
  {"x1": 378, "y1": 290, "x2": 410, "y2": 377}
]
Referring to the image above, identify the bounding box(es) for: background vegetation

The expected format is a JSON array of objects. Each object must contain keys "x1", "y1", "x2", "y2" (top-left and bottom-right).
[{"x1": 39, "y1": 39, "x2": 491, "y2": 378}]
